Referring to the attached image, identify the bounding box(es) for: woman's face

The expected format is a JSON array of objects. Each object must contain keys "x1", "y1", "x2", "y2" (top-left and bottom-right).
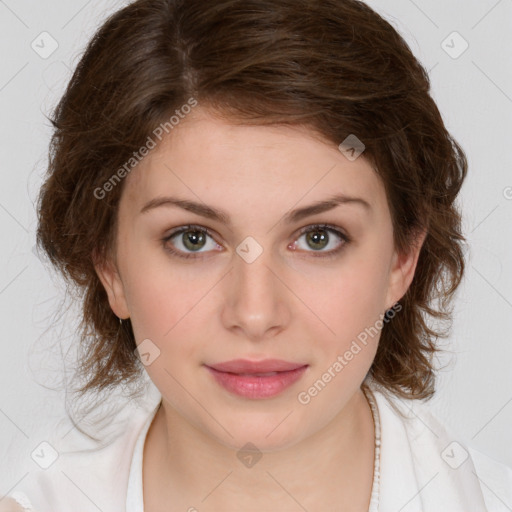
[{"x1": 95, "y1": 107, "x2": 423, "y2": 451}]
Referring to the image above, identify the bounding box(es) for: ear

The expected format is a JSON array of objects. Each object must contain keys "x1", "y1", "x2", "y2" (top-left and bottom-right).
[
  {"x1": 384, "y1": 229, "x2": 427, "y2": 310},
  {"x1": 92, "y1": 249, "x2": 130, "y2": 320}
]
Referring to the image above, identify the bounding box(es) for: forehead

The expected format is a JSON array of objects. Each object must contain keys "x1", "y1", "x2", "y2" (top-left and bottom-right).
[{"x1": 121, "y1": 108, "x2": 386, "y2": 217}]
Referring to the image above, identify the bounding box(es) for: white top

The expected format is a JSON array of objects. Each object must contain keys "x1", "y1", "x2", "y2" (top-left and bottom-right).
[
  {"x1": 125, "y1": 402, "x2": 158, "y2": 512},
  {"x1": 5, "y1": 381, "x2": 512, "y2": 511}
]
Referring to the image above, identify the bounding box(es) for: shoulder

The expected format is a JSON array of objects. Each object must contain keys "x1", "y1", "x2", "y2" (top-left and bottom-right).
[
  {"x1": 0, "y1": 495, "x2": 31, "y2": 511},
  {"x1": 4, "y1": 392, "x2": 161, "y2": 512},
  {"x1": 370, "y1": 383, "x2": 512, "y2": 510},
  {"x1": 469, "y1": 445, "x2": 512, "y2": 510}
]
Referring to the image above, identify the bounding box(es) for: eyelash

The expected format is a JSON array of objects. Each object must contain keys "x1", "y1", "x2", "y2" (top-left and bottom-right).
[{"x1": 161, "y1": 223, "x2": 351, "y2": 261}]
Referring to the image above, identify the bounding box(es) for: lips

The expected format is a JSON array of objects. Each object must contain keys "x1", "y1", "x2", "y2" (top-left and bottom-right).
[{"x1": 205, "y1": 359, "x2": 308, "y2": 399}]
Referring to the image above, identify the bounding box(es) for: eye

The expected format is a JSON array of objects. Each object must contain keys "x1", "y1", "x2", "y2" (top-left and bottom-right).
[
  {"x1": 162, "y1": 225, "x2": 221, "y2": 259},
  {"x1": 290, "y1": 224, "x2": 350, "y2": 258},
  {"x1": 162, "y1": 223, "x2": 351, "y2": 261}
]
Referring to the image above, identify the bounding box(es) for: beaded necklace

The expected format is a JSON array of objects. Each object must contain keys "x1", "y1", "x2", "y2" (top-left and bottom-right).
[{"x1": 362, "y1": 384, "x2": 381, "y2": 511}]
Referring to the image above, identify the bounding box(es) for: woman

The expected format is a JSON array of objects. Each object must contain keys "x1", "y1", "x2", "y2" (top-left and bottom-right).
[{"x1": 3, "y1": 0, "x2": 511, "y2": 510}]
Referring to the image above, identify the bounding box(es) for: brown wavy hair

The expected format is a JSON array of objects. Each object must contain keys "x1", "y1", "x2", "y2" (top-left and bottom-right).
[{"x1": 36, "y1": 0, "x2": 467, "y2": 415}]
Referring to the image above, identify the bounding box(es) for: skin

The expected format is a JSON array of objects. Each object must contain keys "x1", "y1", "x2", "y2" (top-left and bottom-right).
[
  {"x1": 95, "y1": 107, "x2": 426, "y2": 511},
  {"x1": 0, "y1": 498, "x2": 25, "y2": 512}
]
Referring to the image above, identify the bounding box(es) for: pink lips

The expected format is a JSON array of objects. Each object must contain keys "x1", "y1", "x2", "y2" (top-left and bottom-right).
[{"x1": 205, "y1": 359, "x2": 308, "y2": 399}]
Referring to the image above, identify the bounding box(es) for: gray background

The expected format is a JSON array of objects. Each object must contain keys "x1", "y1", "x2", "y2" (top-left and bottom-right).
[{"x1": 1, "y1": 0, "x2": 511, "y2": 497}]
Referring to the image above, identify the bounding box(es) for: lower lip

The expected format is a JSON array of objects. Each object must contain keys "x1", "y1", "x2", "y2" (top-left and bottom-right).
[{"x1": 205, "y1": 365, "x2": 308, "y2": 399}]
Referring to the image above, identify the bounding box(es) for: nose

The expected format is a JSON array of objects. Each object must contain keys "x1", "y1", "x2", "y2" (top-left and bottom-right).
[{"x1": 220, "y1": 244, "x2": 291, "y2": 342}]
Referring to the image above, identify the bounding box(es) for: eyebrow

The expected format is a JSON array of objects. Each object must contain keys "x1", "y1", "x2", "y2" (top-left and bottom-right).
[{"x1": 139, "y1": 193, "x2": 371, "y2": 225}]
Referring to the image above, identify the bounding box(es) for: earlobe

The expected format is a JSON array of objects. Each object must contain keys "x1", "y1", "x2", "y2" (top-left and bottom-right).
[
  {"x1": 92, "y1": 250, "x2": 130, "y2": 320},
  {"x1": 385, "y1": 229, "x2": 427, "y2": 310}
]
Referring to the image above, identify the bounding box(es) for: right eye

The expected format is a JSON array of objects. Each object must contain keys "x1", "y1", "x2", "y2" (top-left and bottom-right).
[{"x1": 162, "y1": 225, "x2": 222, "y2": 259}]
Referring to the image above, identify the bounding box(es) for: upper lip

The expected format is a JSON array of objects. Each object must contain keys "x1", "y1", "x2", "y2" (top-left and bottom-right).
[{"x1": 206, "y1": 359, "x2": 307, "y2": 374}]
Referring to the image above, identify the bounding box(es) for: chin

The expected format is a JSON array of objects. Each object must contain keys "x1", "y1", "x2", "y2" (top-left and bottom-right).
[{"x1": 205, "y1": 414, "x2": 312, "y2": 453}]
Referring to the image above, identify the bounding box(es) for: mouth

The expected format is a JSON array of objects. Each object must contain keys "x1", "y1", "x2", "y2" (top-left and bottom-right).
[{"x1": 204, "y1": 359, "x2": 309, "y2": 399}]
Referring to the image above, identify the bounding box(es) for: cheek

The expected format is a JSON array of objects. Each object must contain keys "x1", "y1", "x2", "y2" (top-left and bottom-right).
[
  {"x1": 317, "y1": 252, "x2": 390, "y2": 334},
  {"x1": 122, "y1": 261, "x2": 220, "y2": 393},
  {"x1": 127, "y1": 271, "x2": 204, "y2": 347},
  {"x1": 119, "y1": 232, "x2": 203, "y2": 339},
  {"x1": 125, "y1": 265, "x2": 204, "y2": 401},
  {"x1": 297, "y1": 255, "x2": 389, "y2": 409},
  {"x1": 122, "y1": 260, "x2": 212, "y2": 417}
]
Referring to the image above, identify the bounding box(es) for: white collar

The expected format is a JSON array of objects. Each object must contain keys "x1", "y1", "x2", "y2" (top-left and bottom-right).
[
  {"x1": 126, "y1": 400, "x2": 159, "y2": 512},
  {"x1": 374, "y1": 384, "x2": 490, "y2": 511},
  {"x1": 125, "y1": 383, "x2": 493, "y2": 511}
]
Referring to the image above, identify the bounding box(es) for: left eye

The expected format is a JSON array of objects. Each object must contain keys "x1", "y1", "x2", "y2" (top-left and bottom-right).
[{"x1": 291, "y1": 224, "x2": 349, "y2": 255}]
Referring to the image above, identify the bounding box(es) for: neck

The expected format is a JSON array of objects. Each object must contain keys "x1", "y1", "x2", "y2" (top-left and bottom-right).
[{"x1": 143, "y1": 387, "x2": 376, "y2": 511}]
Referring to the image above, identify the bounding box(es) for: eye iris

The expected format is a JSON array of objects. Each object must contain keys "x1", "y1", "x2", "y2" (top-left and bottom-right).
[
  {"x1": 183, "y1": 230, "x2": 206, "y2": 251},
  {"x1": 306, "y1": 229, "x2": 329, "y2": 250}
]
